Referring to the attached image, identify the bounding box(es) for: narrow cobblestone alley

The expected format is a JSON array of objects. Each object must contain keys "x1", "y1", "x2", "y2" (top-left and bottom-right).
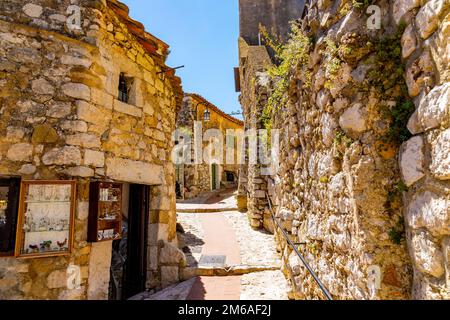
[{"x1": 134, "y1": 187, "x2": 289, "y2": 300}]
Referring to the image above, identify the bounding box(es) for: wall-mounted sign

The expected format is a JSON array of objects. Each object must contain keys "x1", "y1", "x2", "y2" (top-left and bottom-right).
[{"x1": 15, "y1": 181, "x2": 76, "y2": 259}]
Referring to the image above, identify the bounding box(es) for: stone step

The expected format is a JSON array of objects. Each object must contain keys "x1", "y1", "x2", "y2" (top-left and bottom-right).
[
  {"x1": 177, "y1": 207, "x2": 239, "y2": 213},
  {"x1": 181, "y1": 264, "x2": 281, "y2": 280}
]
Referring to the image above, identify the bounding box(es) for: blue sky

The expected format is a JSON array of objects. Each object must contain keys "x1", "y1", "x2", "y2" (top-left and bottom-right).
[{"x1": 121, "y1": 0, "x2": 242, "y2": 119}]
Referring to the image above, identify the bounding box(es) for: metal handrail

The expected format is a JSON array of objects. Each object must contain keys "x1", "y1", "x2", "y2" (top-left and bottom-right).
[{"x1": 265, "y1": 191, "x2": 333, "y2": 300}]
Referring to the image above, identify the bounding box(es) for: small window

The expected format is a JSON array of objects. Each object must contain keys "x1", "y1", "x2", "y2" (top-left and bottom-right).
[
  {"x1": 118, "y1": 73, "x2": 133, "y2": 103},
  {"x1": 0, "y1": 178, "x2": 20, "y2": 257}
]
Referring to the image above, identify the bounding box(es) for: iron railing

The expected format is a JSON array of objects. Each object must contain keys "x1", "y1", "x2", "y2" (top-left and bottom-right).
[{"x1": 265, "y1": 191, "x2": 333, "y2": 300}]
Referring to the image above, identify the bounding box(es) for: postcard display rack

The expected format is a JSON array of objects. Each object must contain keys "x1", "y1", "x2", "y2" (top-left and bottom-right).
[
  {"x1": 15, "y1": 181, "x2": 76, "y2": 259},
  {"x1": 88, "y1": 182, "x2": 123, "y2": 242}
]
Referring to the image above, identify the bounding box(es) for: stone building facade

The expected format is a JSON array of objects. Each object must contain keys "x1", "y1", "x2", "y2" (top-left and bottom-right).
[
  {"x1": 176, "y1": 94, "x2": 244, "y2": 199},
  {"x1": 238, "y1": 0, "x2": 449, "y2": 300},
  {"x1": 0, "y1": 0, "x2": 186, "y2": 300}
]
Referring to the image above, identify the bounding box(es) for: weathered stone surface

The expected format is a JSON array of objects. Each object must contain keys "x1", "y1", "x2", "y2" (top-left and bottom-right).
[
  {"x1": 18, "y1": 164, "x2": 36, "y2": 175},
  {"x1": 88, "y1": 242, "x2": 112, "y2": 300},
  {"x1": 46, "y1": 101, "x2": 72, "y2": 118},
  {"x1": 66, "y1": 133, "x2": 101, "y2": 149},
  {"x1": 148, "y1": 224, "x2": 169, "y2": 245},
  {"x1": 411, "y1": 230, "x2": 445, "y2": 278},
  {"x1": 417, "y1": 83, "x2": 450, "y2": 131},
  {"x1": 159, "y1": 241, "x2": 187, "y2": 266},
  {"x1": 113, "y1": 99, "x2": 142, "y2": 117},
  {"x1": 61, "y1": 120, "x2": 88, "y2": 133},
  {"x1": 62, "y1": 83, "x2": 91, "y2": 101},
  {"x1": 400, "y1": 136, "x2": 425, "y2": 187},
  {"x1": 47, "y1": 270, "x2": 67, "y2": 289},
  {"x1": 84, "y1": 150, "x2": 105, "y2": 167},
  {"x1": 401, "y1": 24, "x2": 417, "y2": 59},
  {"x1": 32, "y1": 124, "x2": 59, "y2": 144},
  {"x1": 339, "y1": 104, "x2": 367, "y2": 133},
  {"x1": 407, "y1": 109, "x2": 424, "y2": 134},
  {"x1": 430, "y1": 128, "x2": 450, "y2": 180},
  {"x1": 160, "y1": 266, "x2": 179, "y2": 288},
  {"x1": 393, "y1": 0, "x2": 420, "y2": 25},
  {"x1": 105, "y1": 158, "x2": 163, "y2": 185},
  {"x1": 42, "y1": 146, "x2": 82, "y2": 166},
  {"x1": 416, "y1": 0, "x2": 448, "y2": 39},
  {"x1": 32, "y1": 78, "x2": 54, "y2": 96},
  {"x1": 22, "y1": 3, "x2": 43, "y2": 18},
  {"x1": 6, "y1": 143, "x2": 33, "y2": 162},
  {"x1": 61, "y1": 55, "x2": 92, "y2": 68},
  {"x1": 64, "y1": 166, "x2": 95, "y2": 177},
  {"x1": 407, "y1": 191, "x2": 450, "y2": 236}
]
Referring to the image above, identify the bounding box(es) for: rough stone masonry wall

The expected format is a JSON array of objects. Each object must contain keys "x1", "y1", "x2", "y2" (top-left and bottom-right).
[
  {"x1": 267, "y1": 0, "x2": 449, "y2": 300},
  {"x1": 395, "y1": 0, "x2": 449, "y2": 299},
  {"x1": 0, "y1": 0, "x2": 185, "y2": 300},
  {"x1": 238, "y1": 38, "x2": 274, "y2": 231}
]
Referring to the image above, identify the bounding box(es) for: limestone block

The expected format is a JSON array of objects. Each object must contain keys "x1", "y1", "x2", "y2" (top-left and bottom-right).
[
  {"x1": 105, "y1": 157, "x2": 163, "y2": 185},
  {"x1": 64, "y1": 166, "x2": 95, "y2": 178},
  {"x1": 316, "y1": 89, "x2": 331, "y2": 109},
  {"x1": 430, "y1": 128, "x2": 450, "y2": 179},
  {"x1": 429, "y1": 13, "x2": 450, "y2": 82},
  {"x1": 417, "y1": 83, "x2": 450, "y2": 131},
  {"x1": 61, "y1": 55, "x2": 92, "y2": 68},
  {"x1": 339, "y1": 104, "x2": 367, "y2": 133},
  {"x1": 91, "y1": 88, "x2": 113, "y2": 109},
  {"x1": 87, "y1": 241, "x2": 113, "y2": 300},
  {"x1": 148, "y1": 223, "x2": 170, "y2": 245},
  {"x1": 351, "y1": 63, "x2": 370, "y2": 83},
  {"x1": 42, "y1": 146, "x2": 82, "y2": 166},
  {"x1": 393, "y1": 0, "x2": 420, "y2": 25},
  {"x1": 443, "y1": 237, "x2": 450, "y2": 287},
  {"x1": 61, "y1": 120, "x2": 88, "y2": 133},
  {"x1": 49, "y1": 14, "x2": 66, "y2": 23},
  {"x1": 46, "y1": 101, "x2": 72, "y2": 118},
  {"x1": 407, "y1": 191, "x2": 450, "y2": 236},
  {"x1": 6, "y1": 143, "x2": 32, "y2": 162},
  {"x1": 32, "y1": 124, "x2": 59, "y2": 144},
  {"x1": 113, "y1": 99, "x2": 142, "y2": 117},
  {"x1": 84, "y1": 150, "x2": 105, "y2": 167},
  {"x1": 77, "y1": 202, "x2": 89, "y2": 221},
  {"x1": 66, "y1": 133, "x2": 101, "y2": 149},
  {"x1": 47, "y1": 270, "x2": 67, "y2": 289},
  {"x1": 19, "y1": 164, "x2": 36, "y2": 175},
  {"x1": 335, "y1": 9, "x2": 362, "y2": 40},
  {"x1": 406, "y1": 51, "x2": 435, "y2": 97},
  {"x1": 407, "y1": 109, "x2": 424, "y2": 135},
  {"x1": 32, "y1": 78, "x2": 55, "y2": 96},
  {"x1": 147, "y1": 246, "x2": 159, "y2": 271},
  {"x1": 161, "y1": 266, "x2": 179, "y2": 288},
  {"x1": 410, "y1": 230, "x2": 445, "y2": 278},
  {"x1": 401, "y1": 24, "x2": 417, "y2": 59},
  {"x1": 159, "y1": 241, "x2": 187, "y2": 267},
  {"x1": 416, "y1": 0, "x2": 448, "y2": 39},
  {"x1": 22, "y1": 3, "x2": 43, "y2": 18},
  {"x1": 399, "y1": 136, "x2": 425, "y2": 187},
  {"x1": 6, "y1": 126, "x2": 26, "y2": 142},
  {"x1": 62, "y1": 83, "x2": 91, "y2": 101}
]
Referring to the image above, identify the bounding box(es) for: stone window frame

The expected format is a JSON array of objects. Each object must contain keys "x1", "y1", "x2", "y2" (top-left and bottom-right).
[{"x1": 118, "y1": 72, "x2": 136, "y2": 105}]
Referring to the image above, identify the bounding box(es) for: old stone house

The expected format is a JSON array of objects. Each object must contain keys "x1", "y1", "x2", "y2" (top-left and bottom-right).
[
  {"x1": 237, "y1": 0, "x2": 449, "y2": 300},
  {"x1": 0, "y1": 0, "x2": 187, "y2": 300},
  {"x1": 175, "y1": 94, "x2": 244, "y2": 199}
]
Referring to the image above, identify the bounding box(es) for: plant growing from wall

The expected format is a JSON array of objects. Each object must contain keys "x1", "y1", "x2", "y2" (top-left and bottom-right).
[
  {"x1": 388, "y1": 218, "x2": 406, "y2": 245},
  {"x1": 259, "y1": 22, "x2": 312, "y2": 132},
  {"x1": 323, "y1": 37, "x2": 343, "y2": 89}
]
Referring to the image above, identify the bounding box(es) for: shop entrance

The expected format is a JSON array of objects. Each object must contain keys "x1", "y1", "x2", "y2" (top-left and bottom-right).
[{"x1": 109, "y1": 184, "x2": 150, "y2": 300}]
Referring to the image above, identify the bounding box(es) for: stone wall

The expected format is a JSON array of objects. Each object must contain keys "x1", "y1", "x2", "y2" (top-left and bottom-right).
[
  {"x1": 0, "y1": 0, "x2": 185, "y2": 299},
  {"x1": 239, "y1": 0, "x2": 448, "y2": 300},
  {"x1": 237, "y1": 38, "x2": 274, "y2": 230},
  {"x1": 249, "y1": 0, "x2": 449, "y2": 300},
  {"x1": 395, "y1": 0, "x2": 449, "y2": 299}
]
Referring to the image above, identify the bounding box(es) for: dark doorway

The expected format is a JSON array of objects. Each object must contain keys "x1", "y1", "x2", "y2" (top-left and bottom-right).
[
  {"x1": 0, "y1": 178, "x2": 20, "y2": 257},
  {"x1": 109, "y1": 184, "x2": 150, "y2": 300}
]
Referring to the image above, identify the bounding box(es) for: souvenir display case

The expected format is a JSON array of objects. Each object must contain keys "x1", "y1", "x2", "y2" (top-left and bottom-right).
[
  {"x1": 88, "y1": 181, "x2": 123, "y2": 242},
  {"x1": 14, "y1": 181, "x2": 76, "y2": 259}
]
